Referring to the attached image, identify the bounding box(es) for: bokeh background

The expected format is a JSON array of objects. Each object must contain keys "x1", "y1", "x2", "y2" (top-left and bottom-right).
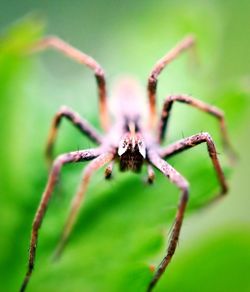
[{"x1": 0, "y1": 1, "x2": 249, "y2": 291}]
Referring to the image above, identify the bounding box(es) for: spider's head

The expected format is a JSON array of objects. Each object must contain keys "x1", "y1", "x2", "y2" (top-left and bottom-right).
[{"x1": 118, "y1": 125, "x2": 146, "y2": 172}]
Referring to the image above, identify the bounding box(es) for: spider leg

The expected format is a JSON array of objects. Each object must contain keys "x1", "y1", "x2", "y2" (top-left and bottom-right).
[
  {"x1": 46, "y1": 105, "x2": 103, "y2": 165},
  {"x1": 147, "y1": 150, "x2": 189, "y2": 291},
  {"x1": 53, "y1": 152, "x2": 114, "y2": 259},
  {"x1": 159, "y1": 132, "x2": 228, "y2": 202},
  {"x1": 158, "y1": 94, "x2": 236, "y2": 161},
  {"x1": 148, "y1": 35, "x2": 195, "y2": 127},
  {"x1": 20, "y1": 148, "x2": 101, "y2": 292},
  {"x1": 31, "y1": 36, "x2": 110, "y2": 130}
]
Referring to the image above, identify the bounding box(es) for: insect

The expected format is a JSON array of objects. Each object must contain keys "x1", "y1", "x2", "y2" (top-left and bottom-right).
[{"x1": 20, "y1": 35, "x2": 234, "y2": 292}]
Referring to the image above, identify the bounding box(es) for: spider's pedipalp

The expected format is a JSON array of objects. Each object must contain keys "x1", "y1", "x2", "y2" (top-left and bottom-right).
[
  {"x1": 147, "y1": 149, "x2": 189, "y2": 291},
  {"x1": 104, "y1": 161, "x2": 114, "y2": 179},
  {"x1": 20, "y1": 148, "x2": 101, "y2": 292},
  {"x1": 147, "y1": 164, "x2": 155, "y2": 184}
]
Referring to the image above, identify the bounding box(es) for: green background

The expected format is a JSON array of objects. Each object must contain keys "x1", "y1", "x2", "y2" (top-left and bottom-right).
[{"x1": 0, "y1": 1, "x2": 249, "y2": 291}]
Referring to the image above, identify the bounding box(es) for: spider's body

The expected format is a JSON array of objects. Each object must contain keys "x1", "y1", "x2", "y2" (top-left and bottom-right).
[{"x1": 21, "y1": 35, "x2": 234, "y2": 292}]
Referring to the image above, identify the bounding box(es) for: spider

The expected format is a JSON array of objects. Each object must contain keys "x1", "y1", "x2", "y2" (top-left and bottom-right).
[{"x1": 20, "y1": 35, "x2": 234, "y2": 292}]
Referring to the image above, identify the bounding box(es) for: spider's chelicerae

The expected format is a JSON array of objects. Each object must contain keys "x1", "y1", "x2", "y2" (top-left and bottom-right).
[{"x1": 21, "y1": 35, "x2": 234, "y2": 292}]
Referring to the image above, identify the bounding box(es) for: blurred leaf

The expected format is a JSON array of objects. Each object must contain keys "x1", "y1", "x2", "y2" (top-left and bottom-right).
[
  {"x1": 0, "y1": 16, "x2": 43, "y2": 56},
  {"x1": 157, "y1": 228, "x2": 250, "y2": 292},
  {"x1": 0, "y1": 17, "x2": 44, "y2": 291}
]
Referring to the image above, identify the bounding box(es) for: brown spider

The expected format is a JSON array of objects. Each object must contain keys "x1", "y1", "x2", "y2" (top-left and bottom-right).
[{"x1": 20, "y1": 35, "x2": 234, "y2": 292}]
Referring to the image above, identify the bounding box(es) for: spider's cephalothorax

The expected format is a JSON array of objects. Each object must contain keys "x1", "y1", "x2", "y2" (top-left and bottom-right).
[{"x1": 21, "y1": 35, "x2": 235, "y2": 292}]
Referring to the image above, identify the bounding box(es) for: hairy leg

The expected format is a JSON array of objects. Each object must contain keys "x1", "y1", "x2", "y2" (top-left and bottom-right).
[
  {"x1": 147, "y1": 35, "x2": 195, "y2": 127},
  {"x1": 159, "y1": 132, "x2": 228, "y2": 201},
  {"x1": 20, "y1": 148, "x2": 101, "y2": 292},
  {"x1": 46, "y1": 105, "x2": 103, "y2": 165},
  {"x1": 147, "y1": 149, "x2": 189, "y2": 291},
  {"x1": 157, "y1": 94, "x2": 235, "y2": 160},
  {"x1": 53, "y1": 152, "x2": 114, "y2": 259},
  {"x1": 31, "y1": 36, "x2": 110, "y2": 130}
]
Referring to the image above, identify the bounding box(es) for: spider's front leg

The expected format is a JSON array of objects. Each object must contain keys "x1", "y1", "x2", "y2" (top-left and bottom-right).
[
  {"x1": 20, "y1": 148, "x2": 101, "y2": 292},
  {"x1": 46, "y1": 106, "x2": 103, "y2": 165},
  {"x1": 147, "y1": 35, "x2": 195, "y2": 127},
  {"x1": 147, "y1": 150, "x2": 189, "y2": 291},
  {"x1": 157, "y1": 94, "x2": 236, "y2": 161}
]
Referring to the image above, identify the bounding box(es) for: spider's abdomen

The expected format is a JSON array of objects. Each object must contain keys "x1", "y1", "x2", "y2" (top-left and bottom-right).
[{"x1": 119, "y1": 149, "x2": 144, "y2": 172}]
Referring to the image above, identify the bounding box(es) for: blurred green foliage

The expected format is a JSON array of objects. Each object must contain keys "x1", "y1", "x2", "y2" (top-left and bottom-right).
[{"x1": 0, "y1": 1, "x2": 249, "y2": 291}]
